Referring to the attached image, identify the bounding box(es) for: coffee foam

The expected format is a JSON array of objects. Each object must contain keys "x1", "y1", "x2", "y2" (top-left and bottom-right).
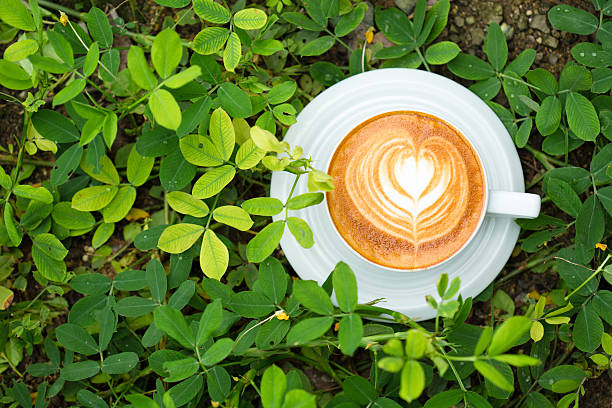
[{"x1": 327, "y1": 111, "x2": 486, "y2": 270}]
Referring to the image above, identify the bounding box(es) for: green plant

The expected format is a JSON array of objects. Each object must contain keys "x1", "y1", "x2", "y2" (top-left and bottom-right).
[{"x1": 0, "y1": 0, "x2": 610, "y2": 407}]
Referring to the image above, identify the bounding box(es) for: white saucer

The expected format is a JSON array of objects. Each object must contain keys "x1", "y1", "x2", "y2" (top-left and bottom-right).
[{"x1": 270, "y1": 68, "x2": 523, "y2": 321}]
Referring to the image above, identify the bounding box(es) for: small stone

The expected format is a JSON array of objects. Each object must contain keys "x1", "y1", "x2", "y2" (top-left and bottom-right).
[
  {"x1": 465, "y1": 16, "x2": 475, "y2": 25},
  {"x1": 449, "y1": 33, "x2": 460, "y2": 42},
  {"x1": 517, "y1": 15, "x2": 528, "y2": 30},
  {"x1": 543, "y1": 35, "x2": 559, "y2": 48},
  {"x1": 548, "y1": 54, "x2": 559, "y2": 64},
  {"x1": 393, "y1": 0, "x2": 417, "y2": 14},
  {"x1": 526, "y1": 10, "x2": 533, "y2": 16},
  {"x1": 470, "y1": 28, "x2": 485, "y2": 46},
  {"x1": 500, "y1": 22, "x2": 514, "y2": 40},
  {"x1": 536, "y1": 36, "x2": 542, "y2": 44},
  {"x1": 531, "y1": 14, "x2": 550, "y2": 33},
  {"x1": 454, "y1": 16, "x2": 465, "y2": 27},
  {"x1": 535, "y1": 51, "x2": 544, "y2": 62}
]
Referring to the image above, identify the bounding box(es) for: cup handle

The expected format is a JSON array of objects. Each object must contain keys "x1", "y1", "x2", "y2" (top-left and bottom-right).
[{"x1": 487, "y1": 191, "x2": 541, "y2": 219}]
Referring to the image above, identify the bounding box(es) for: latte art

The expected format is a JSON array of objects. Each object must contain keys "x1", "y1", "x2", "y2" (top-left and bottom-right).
[{"x1": 327, "y1": 111, "x2": 486, "y2": 269}]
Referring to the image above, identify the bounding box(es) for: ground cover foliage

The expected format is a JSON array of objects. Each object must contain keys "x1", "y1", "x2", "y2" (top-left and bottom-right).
[{"x1": 0, "y1": 0, "x2": 611, "y2": 406}]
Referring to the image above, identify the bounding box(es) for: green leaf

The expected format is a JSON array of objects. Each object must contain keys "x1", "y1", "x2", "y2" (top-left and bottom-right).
[
  {"x1": 536, "y1": 96, "x2": 562, "y2": 136},
  {"x1": 51, "y1": 78, "x2": 84, "y2": 107},
  {"x1": 33, "y1": 233, "x2": 67, "y2": 262},
  {"x1": 13, "y1": 185, "x2": 53, "y2": 203},
  {"x1": 193, "y1": 0, "x2": 231, "y2": 24},
  {"x1": 61, "y1": 360, "x2": 100, "y2": 381},
  {"x1": 474, "y1": 360, "x2": 513, "y2": 391},
  {"x1": 158, "y1": 223, "x2": 204, "y2": 254},
  {"x1": 192, "y1": 27, "x2": 229, "y2": 55},
  {"x1": 334, "y1": 3, "x2": 367, "y2": 37},
  {"x1": 72, "y1": 185, "x2": 118, "y2": 211},
  {"x1": 101, "y1": 185, "x2": 136, "y2": 223},
  {"x1": 218, "y1": 82, "x2": 252, "y2": 118},
  {"x1": 230, "y1": 290, "x2": 275, "y2": 318},
  {"x1": 405, "y1": 329, "x2": 427, "y2": 359},
  {"x1": 179, "y1": 134, "x2": 224, "y2": 167},
  {"x1": 234, "y1": 8, "x2": 267, "y2": 30},
  {"x1": 213, "y1": 205, "x2": 253, "y2": 231},
  {"x1": 503, "y1": 72, "x2": 530, "y2": 115},
  {"x1": 168, "y1": 375, "x2": 204, "y2": 407},
  {"x1": 488, "y1": 316, "x2": 532, "y2": 355},
  {"x1": 152, "y1": 28, "x2": 182, "y2": 78},
  {"x1": 571, "y1": 42, "x2": 611, "y2": 67},
  {"x1": 493, "y1": 354, "x2": 542, "y2": 367},
  {"x1": 200, "y1": 229, "x2": 228, "y2": 280},
  {"x1": 539, "y1": 365, "x2": 586, "y2": 392},
  {"x1": 77, "y1": 390, "x2": 107, "y2": 408},
  {"x1": 197, "y1": 299, "x2": 223, "y2": 346},
  {"x1": 300, "y1": 36, "x2": 335, "y2": 56},
  {"x1": 425, "y1": 41, "x2": 460, "y2": 65},
  {"x1": 83, "y1": 42, "x2": 99, "y2": 77},
  {"x1": 0, "y1": 0, "x2": 34, "y2": 30},
  {"x1": 247, "y1": 220, "x2": 285, "y2": 262},
  {"x1": 241, "y1": 197, "x2": 283, "y2": 216},
  {"x1": 128, "y1": 46, "x2": 157, "y2": 90},
  {"x1": 145, "y1": 259, "x2": 167, "y2": 304},
  {"x1": 254, "y1": 257, "x2": 287, "y2": 304},
  {"x1": 293, "y1": 279, "x2": 334, "y2": 315},
  {"x1": 281, "y1": 390, "x2": 316, "y2": 408},
  {"x1": 342, "y1": 376, "x2": 377, "y2": 405},
  {"x1": 52, "y1": 201, "x2": 95, "y2": 230},
  {"x1": 3, "y1": 203, "x2": 21, "y2": 246},
  {"x1": 573, "y1": 302, "x2": 603, "y2": 352},
  {"x1": 310, "y1": 61, "x2": 345, "y2": 86},
  {"x1": 127, "y1": 145, "x2": 155, "y2": 187},
  {"x1": 223, "y1": 32, "x2": 241, "y2": 72},
  {"x1": 235, "y1": 138, "x2": 266, "y2": 169},
  {"x1": 80, "y1": 154, "x2": 120, "y2": 185},
  {"x1": 286, "y1": 316, "x2": 333, "y2": 345},
  {"x1": 261, "y1": 364, "x2": 286, "y2": 408},
  {"x1": 164, "y1": 66, "x2": 202, "y2": 88},
  {"x1": 575, "y1": 195, "x2": 605, "y2": 252},
  {"x1": 87, "y1": 7, "x2": 113, "y2": 48},
  {"x1": 338, "y1": 314, "x2": 362, "y2": 356},
  {"x1": 267, "y1": 81, "x2": 297, "y2": 105},
  {"x1": 0, "y1": 60, "x2": 32, "y2": 90},
  {"x1": 56, "y1": 323, "x2": 98, "y2": 355},
  {"x1": 102, "y1": 352, "x2": 138, "y2": 374},
  {"x1": 483, "y1": 23, "x2": 507, "y2": 71},
  {"x1": 513, "y1": 117, "x2": 532, "y2": 148},
  {"x1": 399, "y1": 361, "x2": 425, "y2": 402},
  {"x1": 423, "y1": 390, "x2": 464, "y2": 408},
  {"x1": 154, "y1": 306, "x2": 194, "y2": 349},
  {"x1": 167, "y1": 191, "x2": 209, "y2": 217},
  {"x1": 286, "y1": 217, "x2": 313, "y2": 248},
  {"x1": 250, "y1": 126, "x2": 283, "y2": 152},
  {"x1": 149, "y1": 89, "x2": 182, "y2": 130},
  {"x1": 548, "y1": 4, "x2": 598, "y2": 34},
  {"x1": 592, "y1": 68, "x2": 612, "y2": 93},
  {"x1": 565, "y1": 92, "x2": 599, "y2": 141},
  {"x1": 544, "y1": 177, "x2": 582, "y2": 216},
  {"x1": 115, "y1": 296, "x2": 158, "y2": 317},
  {"x1": 4, "y1": 39, "x2": 38, "y2": 61},
  {"x1": 598, "y1": 186, "x2": 612, "y2": 216},
  {"x1": 251, "y1": 39, "x2": 283, "y2": 55},
  {"x1": 209, "y1": 107, "x2": 235, "y2": 161},
  {"x1": 591, "y1": 144, "x2": 612, "y2": 182},
  {"x1": 448, "y1": 53, "x2": 495, "y2": 80},
  {"x1": 281, "y1": 12, "x2": 323, "y2": 31},
  {"x1": 525, "y1": 68, "x2": 558, "y2": 95},
  {"x1": 602, "y1": 332, "x2": 612, "y2": 354},
  {"x1": 374, "y1": 7, "x2": 412, "y2": 45},
  {"x1": 192, "y1": 165, "x2": 236, "y2": 199},
  {"x1": 164, "y1": 358, "x2": 199, "y2": 382},
  {"x1": 71, "y1": 274, "x2": 110, "y2": 297},
  {"x1": 202, "y1": 338, "x2": 234, "y2": 366},
  {"x1": 332, "y1": 261, "x2": 358, "y2": 313},
  {"x1": 32, "y1": 109, "x2": 79, "y2": 143},
  {"x1": 560, "y1": 65, "x2": 592, "y2": 91}
]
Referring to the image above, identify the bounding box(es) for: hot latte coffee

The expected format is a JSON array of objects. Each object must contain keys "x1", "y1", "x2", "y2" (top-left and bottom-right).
[{"x1": 327, "y1": 111, "x2": 486, "y2": 270}]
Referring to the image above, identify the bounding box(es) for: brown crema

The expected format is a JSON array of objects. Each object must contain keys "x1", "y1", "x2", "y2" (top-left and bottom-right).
[{"x1": 327, "y1": 111, "x2": 486, "y2": 270}]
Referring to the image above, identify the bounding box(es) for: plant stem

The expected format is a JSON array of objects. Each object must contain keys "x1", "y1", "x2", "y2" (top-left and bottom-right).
[
  {"x1": 564, "y1": 254, "x2": 611, "y2": 301},
  {"x1": 415, "y1": 47, "x2": 430, "y2": 72}
]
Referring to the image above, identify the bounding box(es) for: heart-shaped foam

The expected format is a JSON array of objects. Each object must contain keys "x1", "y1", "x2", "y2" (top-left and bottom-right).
[{"x1": 327, "y1": 111, "x2": 486, "y2": 269}]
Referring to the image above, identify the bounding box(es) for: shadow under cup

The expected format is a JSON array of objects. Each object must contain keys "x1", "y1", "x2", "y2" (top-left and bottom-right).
[{"x1": 325, "y1": 110, "x2": 540, "y2": 272}]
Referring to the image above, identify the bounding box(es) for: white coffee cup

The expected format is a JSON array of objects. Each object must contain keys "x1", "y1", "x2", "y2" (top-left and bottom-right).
[{"x1": 324, "y1": 112, "x2": 541, "y2": 272}]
